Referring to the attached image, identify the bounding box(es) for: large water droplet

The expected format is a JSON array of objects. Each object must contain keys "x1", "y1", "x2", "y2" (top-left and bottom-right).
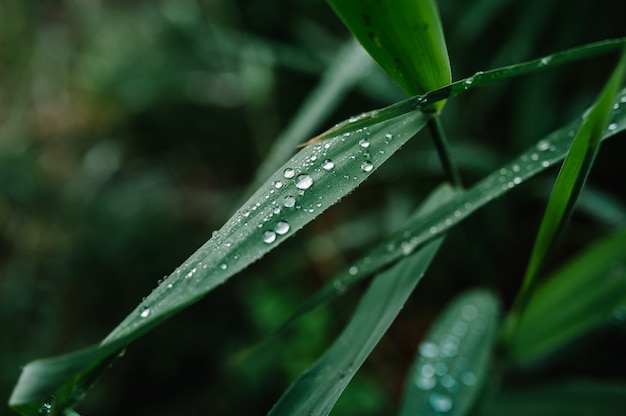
[
  {"x1": 274, "y1": 221, "x2": 290, "y2": 235},
  {"x1": 283, "y1": 168, "x2": 295, "y2": 178},
  {"x1": 359, "y1": 138, "x2": 370, "y2": 148},
  {"x1": 322, "y1": 159, "x2": 335, "y2": 170},
  {"x1": 263, "y1": 230, "x2": 276, "y2": 244},
  {"x1": 140, "y1": 307, "x2": 151, "y2": 318},
  {"x1": 283, "y1": 195, "x2": 296, "y2": 208},
  {"x1": 361, "y1": 160, "x2": 374, "y2": 172},
  {"x1": 429, "y1": 392, "x2": 453, "y2": 413},
  {"x1": 295, "y1": 174, "x2": 313, "y2": 190}
]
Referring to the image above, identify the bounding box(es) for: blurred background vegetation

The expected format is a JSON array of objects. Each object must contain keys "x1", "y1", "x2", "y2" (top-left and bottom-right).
[{"x1": 2, "y1": 0, "x2": 626, "y2": 414}]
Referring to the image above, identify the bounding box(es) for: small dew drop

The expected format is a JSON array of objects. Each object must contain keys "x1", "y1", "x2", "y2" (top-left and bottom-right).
[
  {"x1": 608, "y1": 123, "x2": 618, "y2": 131},
  {"x1": 421, "y1": 364, "x2": 436, "y2": 378},
  {"x1": 542, "y1": 161, "x2": 551, "y2": 168},
  {"x1": 295, "y1": 174, "x2": 313, "y2": 190},
  {"x1": 513, "y1": 177, "x2": 522, "y2": 185},
  {"x1": 349, "y1": 266, "x2": 359, "y2": 275},
  {"x1": 536, "y1": 140, "x2": 550, "y2": 151},
  {"x1": 621, "y1": 96, "x2": 626, "y2": 103},
  {"x1": 540, "y1": 56, "x2": 552, "y2": 66},
  {"x1": 140, "y1": 307, "x2": 151, "y2": 318},
  {"x1": 461, "y1": 372, "x2": 477, "y2": 386},
  {"x1": 274, "y1": 221, "x2": 290, "y2": 235},
  {"x1": 220, "y1": 263, "x2": 228, "y2": 270},
  {"x1": 273, "y1": 180, "x2": 284, "y2": 189},
  {"x1": 385, "y1": 133, "x2": 393, "y2": 140},
  {"x1": 429, "y1": 392, "x2": 453, "y2": 413},
  {"x1": 440, "y1": 375, "x2": 457, "y2": 391},
  {"x1": 512, "y1": 164, "x2": 520, "y2": 172},
  {"x1": 419, "y1": 342, "x2": 439, "y2": 358},
  {"x1": 283, "y1": 168, "x2": 295, "y2": 179},
  {"x1": 322, "y1": 159, "x2": 335, "y2": 170},
  {"x1": 415, "y1": 375, "x2": 436, "y2": 391},
  {"x1": 242, "y1": 210, "x2": 250, "y2": 217},
  {"x1": 359, "y1": 138, "x2": 370, "y2": 148},
  {"x1": 462, "y1": 304, "x2": 479, "y2": 320},
  {"x1": 263, "y1": 231, "x2": 277, "y2": 244},
  {"x1": 464, "y1": 77, "x2": 473, "y2": 86},
  {"x1": 283, "y1": 195, "x2": 296, "y2": 208},
  {"x1": 361, "y1": 160, "x2": 374, "y2": 172}
]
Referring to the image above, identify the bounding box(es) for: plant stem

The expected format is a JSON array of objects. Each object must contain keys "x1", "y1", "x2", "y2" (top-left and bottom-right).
[{"x1": 427, "y1": 114, "x2": 463, "y2": 188}]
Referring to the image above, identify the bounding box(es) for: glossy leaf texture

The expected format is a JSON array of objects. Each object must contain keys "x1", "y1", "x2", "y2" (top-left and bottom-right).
[
  {"x1": 505, "y1": 227, "x2": 626, "y2": 365},
  {"x1": 327, "y1": 0, "x2": 451, "y2": 109},
  {"x1": 9, "y1": 109, "x2": 430, "y2": 415},
  {"x1": 398, "y1": 291, "x2": 500, "y2": 416},
  {"x1": 269, "y1": 185, "x2": 456, "y2": 416},
  {"x1": 270, "y1": 85, "x2": 626, "y2": 332},
  {"x1": 512, "y1": 51, "x2": 626, "y2": 318}
]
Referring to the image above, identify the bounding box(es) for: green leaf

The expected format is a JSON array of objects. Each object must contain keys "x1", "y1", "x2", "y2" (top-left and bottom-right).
[
  {"x1": 313, "y1": 38, "x2": 626, "y2": 142},
  {"x1": 327, "y1": 0, "x2": 451, "y2": 108},
  {"x1": 511, "y1": 50, "x2": 626, "y2": 320},
  {"x1": 268, "y1": 185, "x2": 456, "y2": 416},
  {"x1": 260, "y1": 85, "x2": 626, "y2": 348},
  {"x1": 506, "y1": 227, "x2": 626, "y2": 365},
  {"x1": 479, "y1": 380, "x2": 626, "y2": 416},
  {"x1": 398, "y1": 291, "x2": 500, "y2": 416},
  {"x1": 9, "y1": 109, "x2": 430, "y2": 415}
]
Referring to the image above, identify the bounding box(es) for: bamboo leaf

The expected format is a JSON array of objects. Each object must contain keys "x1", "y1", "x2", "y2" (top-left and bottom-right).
[
  {"x1": 399, "y1": 291, "x2": 500, "y2": 416},
  {"x1": 9, "y1": 108, "x2": 430, "y2": 416},
  {"x1": 327, "y1": 0, "x2": 451, "y2": 110},
  {"x1": 268, "y1": 186, "x2": 456, "y2": 416},
  {"x1": 259, "y1": 86, "x2": 626, "y2": 348}
]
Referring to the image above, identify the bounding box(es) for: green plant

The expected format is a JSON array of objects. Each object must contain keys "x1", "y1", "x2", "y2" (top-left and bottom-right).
[{"x1": 6, "y1": 0, "x2": 626, "y2": 415}]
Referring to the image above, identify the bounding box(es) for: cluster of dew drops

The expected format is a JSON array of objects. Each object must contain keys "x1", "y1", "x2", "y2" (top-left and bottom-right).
[
  {"x1": 252, "y1": 129, "x2": 392, "y2": 246},
  {"x1": 412, "y1": 302, "x2": 490, "y2": 414}
]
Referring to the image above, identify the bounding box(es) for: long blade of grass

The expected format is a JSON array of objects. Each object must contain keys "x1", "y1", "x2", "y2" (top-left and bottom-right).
[
  {"x1": 259, "y1": 86, "x2": 626, "y2": 349},
  {"x1": 306, "y1": 37, "x2": 626, "y2": 144},
  {"x1": 507, "y1": 50, "x2": 626, "y2": 332},
  {"x1": 505, "y1": 226, "x2": 626, "y2": 365},
  {"x1": 9, "y1": 108, "x2": 430, "y2": 415},
  {"x1": 268, "y1": 186, "x2": 456, "y2": 416},
  {"x1": 398, "y1": 291, "x2": 500, "y2": 416}
]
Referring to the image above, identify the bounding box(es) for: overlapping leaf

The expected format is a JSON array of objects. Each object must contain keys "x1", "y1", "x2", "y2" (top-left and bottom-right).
[
  {"x1": 399, "y1": 291, "x2": 500, "y2": 416},
  {"x1": 269, "y1": 186, "x2": 455, "y2": 416}
]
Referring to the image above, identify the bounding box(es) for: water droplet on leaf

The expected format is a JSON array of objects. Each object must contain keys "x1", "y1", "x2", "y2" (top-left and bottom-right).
[
  {"x1": 140, "y1": 307, "x2": 151, "y2": 318},
  {"x1": 263, "y1": 231, "x2": 276, "y2": 244},
  {"x1": 359, "y1": 138, "x2": 370, "y2": 148},
  {"x1": 274, "y1": 221, "x2": 290, "y2": 235},
  {"x1": 322, "y1": 159, "x2": 335, "y2": 170},
  {"x1": 283, "y1": 168, "x2": 295, "y2": 178},
  {"x1": 295, "y1": 174, "x2": 313, "y2": 190},
  {"x1": 361, "y1": 160, "x2": 374, "y2": 172},
  {"x1": 429, "y1": 392, "x2": 453, "y2": 413},
  {"x1": 283, "y1": 195, "x2": 296, "y2": 208}
]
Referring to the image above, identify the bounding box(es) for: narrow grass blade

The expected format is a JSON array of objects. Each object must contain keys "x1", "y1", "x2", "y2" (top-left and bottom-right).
[
  {"x1": 505, "y1": 227, "x2": 626, "y2": 365},
  {"x1": 263, "y1": 86, "x2": 626, "y2": 345},
  {"x1": 479, "y1": 380, "x2": 626, "y2": 416},
  {"x1": 268, "y1": 186, "x2": 456, "y2": 416},
  {"x1": 328, "y1": 0, "x2": 451, "y2": 108},
  {"x1": 308, "y1": 38, "x2": 626, "y2": 143},
  {"x1": 399, "y1": 291, "x2": 500, "y2": 416},
  {"x1": 9, "y1": 110, "x2": 430, "y2": 415},
  {"x1": 509, "y1": 51, "x2": 626, "y2": 329}
]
